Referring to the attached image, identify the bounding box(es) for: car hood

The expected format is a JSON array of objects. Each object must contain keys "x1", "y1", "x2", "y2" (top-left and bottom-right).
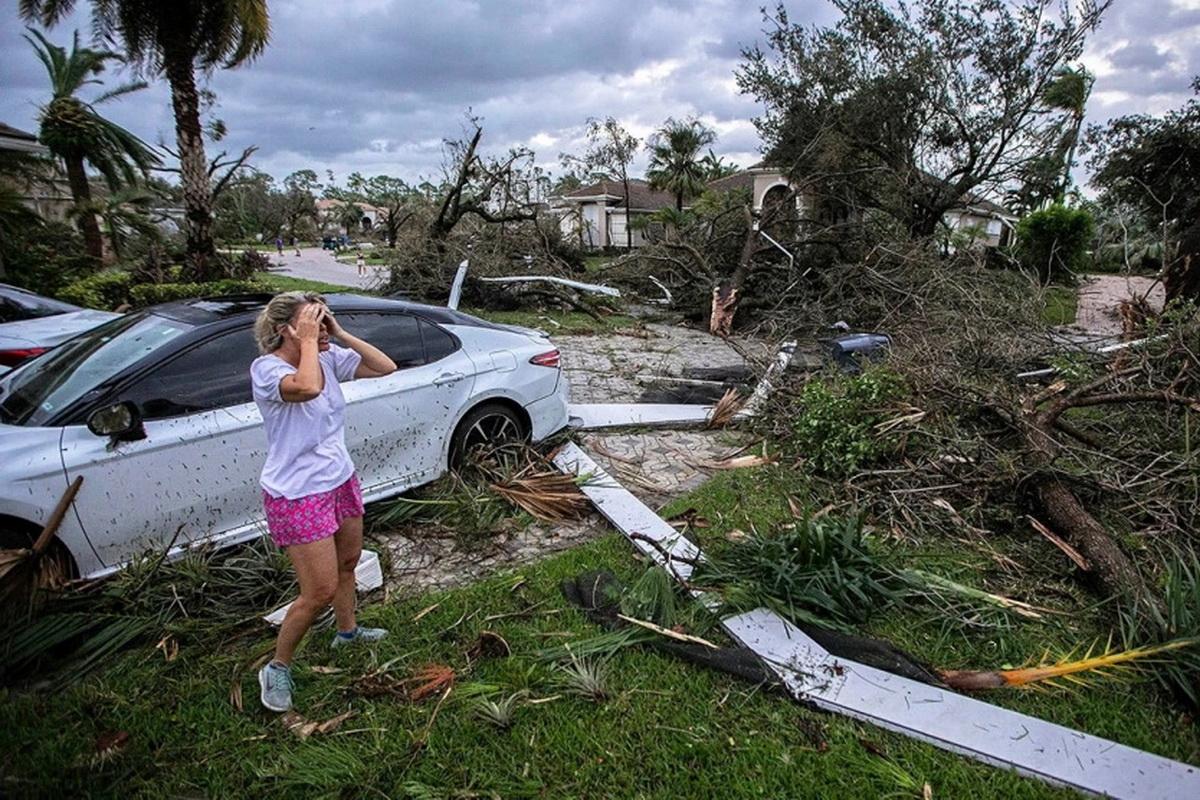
[{"x1": 0, "y1": 309, "x2": 121, "y2": 349}]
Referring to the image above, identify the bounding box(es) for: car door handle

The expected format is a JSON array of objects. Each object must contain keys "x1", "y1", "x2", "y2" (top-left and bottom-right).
[{"x1": 433, "y1": 371, "x2": 465, "y2": 386}]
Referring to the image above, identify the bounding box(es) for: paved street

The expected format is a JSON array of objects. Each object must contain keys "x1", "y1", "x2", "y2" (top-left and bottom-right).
[{"x1": 264, "y1": 246, "x2": 387, "y2": 290}]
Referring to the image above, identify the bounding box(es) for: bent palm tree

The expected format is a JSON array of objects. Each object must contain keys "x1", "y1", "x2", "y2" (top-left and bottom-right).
[
  {"x1": 25, "y1": 28, "x2": 157, "y2": 260},
  {"x1": 646, "y1": 119, "x2": 717, "y2": 211},
  {"x1": 21, "y1": 0, "x2": 271, "y2": 280},
  {"x1": 1042, "y1": 65, "x2": 1094, "y2": 202}
]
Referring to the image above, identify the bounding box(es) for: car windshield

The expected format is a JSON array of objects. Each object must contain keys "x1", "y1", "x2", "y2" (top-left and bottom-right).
[{"x1": 0, "y1": 313, "x2": 193, "y2": 427}]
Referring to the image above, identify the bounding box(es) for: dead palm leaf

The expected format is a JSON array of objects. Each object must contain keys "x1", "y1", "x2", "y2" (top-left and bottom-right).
[
  {"x1": 1, "y1": 477, "x2": 83, "y2": 614},
  {"x1": 940, "y1": 636, "x2": 1200, "y2": 691},
  {"x1": 705, "y1": 388, "x2": 745, "y2": 428}
]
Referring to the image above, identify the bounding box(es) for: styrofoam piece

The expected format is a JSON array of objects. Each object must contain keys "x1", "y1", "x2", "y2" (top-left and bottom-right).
[
  {"x1": 567, "y1": 403, "x2": 713, "y2": 431},
  {"x1": 554, "y1": 442, "x2": 1200, "y2": 799},
  {"x1": 263, "y1": 549, "x2": 383, "y2": 626},
  {"x1": 721, "y1": 610, "x2": 1200, "y2": 800},
  {"x1": 478, "y1": 275, "x2": 621, "y2": 297}
]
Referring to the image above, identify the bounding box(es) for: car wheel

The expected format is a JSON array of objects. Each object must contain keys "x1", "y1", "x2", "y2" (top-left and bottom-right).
[
  {"x1": 0, "y1": 517, "x2": 79, "y2": 580},
  {"x1": 450, "y1": 402, "x2": 527, "y2": 466}
]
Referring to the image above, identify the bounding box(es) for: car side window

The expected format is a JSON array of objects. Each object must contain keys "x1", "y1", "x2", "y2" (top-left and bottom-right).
[
  {"x1": 119, "y1": 328, "x2": 259, "y2": 419},
  {"x1": 419, "y1": 319, "x2": 458, "y2": 363},
  {"x1": 338, "y1": 312, "x2": 425, "y2": 368}
]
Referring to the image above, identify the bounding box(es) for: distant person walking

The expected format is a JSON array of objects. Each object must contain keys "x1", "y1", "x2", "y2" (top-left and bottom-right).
[
  {"x1": 292, "y1": 235, "x2": 301, "y2": 257},
  {"x1": 251, "y1": 292, "x2": 398, "y2": 713},
  {"x1": 275, "y1": 235, "x2": 284, "y2": 256},
  {"x1": 356, "y1": 252, "x2": 366, "y2": 278}
]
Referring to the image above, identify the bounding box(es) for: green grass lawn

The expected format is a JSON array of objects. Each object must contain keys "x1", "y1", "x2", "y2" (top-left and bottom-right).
[
  {"x1": 0, "y1": 535, "x2": 1077, "y2": 799},
  {"x1": 463, "y1": 307, "x2": 638, "y2": 336},
  {"x1": 257, "y1": 274, "x2": 368, "y2": 295},
  {"x1": 1042, "y1": 286, "x2": 1079, "y2": 326},
  {"x1": 3, "y1": 462, "x2": 1196, "y2": 798}
]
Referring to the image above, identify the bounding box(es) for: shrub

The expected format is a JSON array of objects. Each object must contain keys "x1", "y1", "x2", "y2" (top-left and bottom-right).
[
  {"x1": 1015, "y1": 204, "x2": 1094, "y2": 283},
  {"x1": 2, "y1": 222, "x2": 99, "y2": 297},
  {"x1": 128, "y1": 279, "x2": 264, "y2": 307},
  {"x1": 786, "y1": 368, "x2": 905, "y2": 477},
  {"x1": 56, "y1": 270, "x2": 133, "y2": 309}
]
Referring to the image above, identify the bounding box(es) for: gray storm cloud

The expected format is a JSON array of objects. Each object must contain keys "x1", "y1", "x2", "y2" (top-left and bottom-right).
[{"x1": 1, "y1": 0, "x2": 1196, "y2": 183}]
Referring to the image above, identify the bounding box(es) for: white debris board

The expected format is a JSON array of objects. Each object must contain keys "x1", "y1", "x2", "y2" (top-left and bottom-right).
[
  {"x1": 568, "y1": 403, "x2": 713, "y2": 431},
  {"x1": 553, "y1": 442, "x2": 1200, "y2": 799}
]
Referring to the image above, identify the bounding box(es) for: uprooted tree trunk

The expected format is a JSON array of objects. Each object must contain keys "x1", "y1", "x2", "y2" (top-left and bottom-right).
[{"x1": 1017, "y1": 369, "x2": 1198, "y2": 612}]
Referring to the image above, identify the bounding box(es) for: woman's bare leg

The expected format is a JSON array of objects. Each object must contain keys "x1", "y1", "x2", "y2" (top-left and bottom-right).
[
  {"x1": 274, "y1": 537, "x2": 339, "y2": 665},
  {"x1": 331, "y1": 515, "x2": 364, "y2": 633}
]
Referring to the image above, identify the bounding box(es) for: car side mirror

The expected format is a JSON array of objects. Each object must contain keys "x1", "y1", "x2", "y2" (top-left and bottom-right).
[{"x1": 87, "y1": 401, "x2": 146, "y2": 441}]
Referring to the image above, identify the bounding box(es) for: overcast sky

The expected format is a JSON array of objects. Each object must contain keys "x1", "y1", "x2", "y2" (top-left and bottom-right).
[{"x1": 1, "y1": 0, "x2": 1197, "y2": 190}]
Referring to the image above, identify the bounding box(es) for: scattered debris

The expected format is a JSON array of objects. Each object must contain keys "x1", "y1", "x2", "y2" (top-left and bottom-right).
[
  {"x1": 467, "y1": 631, "x2": 511, "y2": 662},
  {"x1": 554, "y1": 654, "x2": 610, "y2": 702},
  {"x1": 705, "y1": 388, "x2": 745, "y2": 429},
  {"x1": 478, "y1": 275, "x2": 621, "y2": 297},
  {"x1": 736, "y1": 340, "x2": 797, "y2": 419},
  {"x1": 939, "y1": 637, "x2": 1200, "y2": 691},
  {"x1": 447, "y1": 259, "x2": 470, "y2": 310},
  {"x1": 0, "y1": 476, "x2": 83, "y2": 610},
  {"x1": 90, "y1": 730, "x2": 130, "y2": 765},
  {"x1": 406, "y1": 664, "x2": 457, "y2": 702},
  {"x1": 569, "y1": 403, "x2": 715, "y2": 431},
  {"x1": 553, "y1": 442, "x2": 1200, "y2": 800},
  {"x1": 281, "y1": 708, "x2": 356, "y2": 740},
  {"x1": 472, "y1": 690, "x2": 528, "y2": 730}
]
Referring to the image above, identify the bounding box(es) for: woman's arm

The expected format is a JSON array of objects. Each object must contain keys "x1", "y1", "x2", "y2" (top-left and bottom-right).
[
  {"x1": 279, "y1": 304, "x2": 325, "y2": 401},
  {"x1": 326, "y1": 312, "x2": 398, "y2": 378}
]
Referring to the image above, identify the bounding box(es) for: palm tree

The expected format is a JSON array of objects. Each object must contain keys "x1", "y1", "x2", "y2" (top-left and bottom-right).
[
  {"x1": 25, "y1": 28, "x2": 157, "y2": 260},
  {"x1": 1042, "y1": 65, "x2": 1094, "y2": 203},
  {"x1": 72, "y1": 186, "x2": 162, "y2": 260},
  {"x1": 20, "y1": 1, "x2": 271, "y2": 280},
  {"x1": 338, "y1": 202, "x2": 364, "y2": 237},
  {"x1": 646, "y1": 119, "x2": 717, "y2": 211}
]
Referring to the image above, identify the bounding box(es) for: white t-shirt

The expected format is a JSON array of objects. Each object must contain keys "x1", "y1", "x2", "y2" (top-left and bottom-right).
[{"x1": 250, "y1": 344, "x2": 363, "y2": 500}]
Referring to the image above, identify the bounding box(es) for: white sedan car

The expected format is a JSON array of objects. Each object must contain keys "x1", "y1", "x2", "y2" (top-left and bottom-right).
[{"x1": 0, "y1": 293, "x2": 569, "y2": 579}]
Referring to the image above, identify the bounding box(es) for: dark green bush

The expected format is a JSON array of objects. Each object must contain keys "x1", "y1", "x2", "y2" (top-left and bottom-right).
[
  {"x1": 56, "y1": 269, "x2": 133, "y2": 309},
  {"x1": 128, "y1": 279, "x2": 264, "y2": 307},
  {"x1": 2, "y1": 222, "x2": 99, "y2": 297},
  {"x1": 57, "y1": 272, "x2": 264, "y2": 309},
  {"x1": 1015, "y1": 204, "x2": 1094, "y2": 283}
]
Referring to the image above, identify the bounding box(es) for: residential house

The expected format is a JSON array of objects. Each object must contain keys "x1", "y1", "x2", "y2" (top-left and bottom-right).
[
  {"x1": 316, "y1": 198, "x2": 386, "y2": 233},
  {"x1": 552, "y1": 179, "x2": 676, "y2": 249},
  {"x1": 554, "y1": 162, "x2": 1017, "y2": 250}
]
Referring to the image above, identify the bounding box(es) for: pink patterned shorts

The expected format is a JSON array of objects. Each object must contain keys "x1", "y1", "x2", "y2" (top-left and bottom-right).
[{"x1": 262, "y1": 474, "x2": 364, "y2": 548}]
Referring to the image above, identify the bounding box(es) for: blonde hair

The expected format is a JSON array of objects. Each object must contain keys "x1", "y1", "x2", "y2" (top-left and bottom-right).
[{"x1": 254, "y1": 291, "x2": 325, "y2": 354}]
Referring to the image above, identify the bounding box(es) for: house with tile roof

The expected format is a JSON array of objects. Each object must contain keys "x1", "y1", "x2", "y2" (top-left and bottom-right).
[{"x1": 554, "y1": 162, "x2": 1017, "y2": 250}]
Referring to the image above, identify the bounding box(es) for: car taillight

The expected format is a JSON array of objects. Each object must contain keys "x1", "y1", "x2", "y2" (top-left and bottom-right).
[
  {"x1": 529, "y1": 349, "x2": 560, "y2": 368},
  {"x1": 0, "y1": 347, "x2": 47, "y2": 367}
]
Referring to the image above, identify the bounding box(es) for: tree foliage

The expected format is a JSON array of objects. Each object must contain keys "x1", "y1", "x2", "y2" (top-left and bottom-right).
[
  {"x1": 737, "y1": 0, "x2": 1109, "y2": 237},
  {"x1": 1087, "y1": 79, "x2": 1200, "y2": 301},
  {"x1": 25, "y1": 28, "x2": 158, "y2": 259},
  {"x1": 1014, "y1": 203, "x2": 1094, "y2": 283},
  {"x1": 569, "y1": 117, "x2": 639, "y2": 247}
]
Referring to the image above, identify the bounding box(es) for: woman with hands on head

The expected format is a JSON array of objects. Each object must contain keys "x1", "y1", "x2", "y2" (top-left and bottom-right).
[{"x1": 249, "y1": 291, "x2": 398, "y2": 712}]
